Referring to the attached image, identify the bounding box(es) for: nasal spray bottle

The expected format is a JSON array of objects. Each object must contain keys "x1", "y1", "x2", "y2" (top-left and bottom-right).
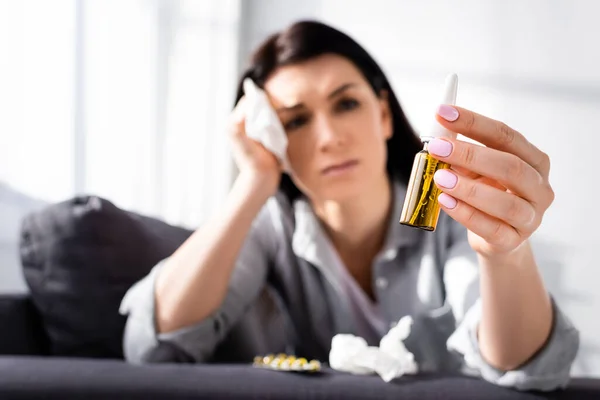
[{"x1": 399, "y1": 74, "x2": 458, "y2": 231}]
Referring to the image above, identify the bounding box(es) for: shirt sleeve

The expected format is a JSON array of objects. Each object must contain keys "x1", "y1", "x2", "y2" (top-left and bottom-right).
[
  {"x1": 442, "y1": 217, "x2": 580, "y2": 391},
  {"x1": 119, "y1": 206, "x2": 275, "y2": 364}
]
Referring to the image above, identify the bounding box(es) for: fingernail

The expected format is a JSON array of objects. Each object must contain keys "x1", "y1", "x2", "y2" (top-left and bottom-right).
[
  {"x1": 428, "y1": 138, "x2": 453, "y2": 157},
  {"x1": 437, "y1": 104, "x2": 459, "y2": 121},
  {"x1": 438, "y1": 193, "x2": 457, "y2": 209},
  {"x1": 434, "y1": 169, "x2": 458, "y2": 189}
]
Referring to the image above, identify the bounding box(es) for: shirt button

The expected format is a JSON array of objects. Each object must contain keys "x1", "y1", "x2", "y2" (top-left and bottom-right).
[
  {"x1": 382, "y1": 249, "x2": 397, "y2": 260},
  {"x1": 376, "y1": 277, "x2": 388, "y2": 289}
]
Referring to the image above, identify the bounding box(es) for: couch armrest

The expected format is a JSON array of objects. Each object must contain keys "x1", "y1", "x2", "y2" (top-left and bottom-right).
[{"x1": 0, "y1": 293, "x2": 49, "y2": 355}]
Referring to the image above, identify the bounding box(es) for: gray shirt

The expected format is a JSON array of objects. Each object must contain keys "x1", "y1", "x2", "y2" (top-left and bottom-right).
[{"x1": 120, "y1": 180, "x2": 579, "y2": 391}]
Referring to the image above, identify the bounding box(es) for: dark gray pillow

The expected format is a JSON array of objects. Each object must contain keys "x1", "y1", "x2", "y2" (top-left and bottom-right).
[
  {"x1": 0, "y1": 294, "x2": 49, "y2": 355},
  {"x1": 19, "y1": 196, "x2": 193, "y2": 358}
]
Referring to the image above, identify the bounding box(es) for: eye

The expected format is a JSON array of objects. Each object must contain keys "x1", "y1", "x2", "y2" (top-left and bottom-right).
[
  {"x1": 335, "y1": 98, "x2": 360, "y2": 112},
  {"x1": 283, "y1": 115, "x2": 309, "y2": 131}
]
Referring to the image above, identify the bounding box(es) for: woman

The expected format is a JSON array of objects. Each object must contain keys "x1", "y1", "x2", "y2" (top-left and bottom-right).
[{"x1": 120, "y1": 20, "x2": 579, "y2": 391}]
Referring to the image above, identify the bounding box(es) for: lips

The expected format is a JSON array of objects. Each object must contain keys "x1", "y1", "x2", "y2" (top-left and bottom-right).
[{"x1": 321, "y1": 159, "x2": 359, "y2": 175}]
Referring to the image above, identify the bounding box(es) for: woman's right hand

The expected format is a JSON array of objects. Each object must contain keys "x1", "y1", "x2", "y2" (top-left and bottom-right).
[{"x1": 228, "y1": 96, "x2": 283, "y2": 197}]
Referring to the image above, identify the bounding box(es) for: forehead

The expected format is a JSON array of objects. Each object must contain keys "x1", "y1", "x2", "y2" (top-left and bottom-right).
[{"x1": 263, "y1": 54, "x2": 368, "y2": 105}]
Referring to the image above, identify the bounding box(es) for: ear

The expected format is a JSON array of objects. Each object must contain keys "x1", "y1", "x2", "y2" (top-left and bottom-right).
[{"x1": 378, "y1": 90, "x2": 393, "y2": 140}]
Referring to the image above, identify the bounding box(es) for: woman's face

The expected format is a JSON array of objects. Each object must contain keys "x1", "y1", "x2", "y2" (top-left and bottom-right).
[{"x1": 264, "y1": 54, "x2": 393, "y2": 203}]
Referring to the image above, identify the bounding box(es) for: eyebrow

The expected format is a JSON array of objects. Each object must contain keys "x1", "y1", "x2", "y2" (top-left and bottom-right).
[{"x1": 275, "y1": 82, "x2": 358, "y2": 113}]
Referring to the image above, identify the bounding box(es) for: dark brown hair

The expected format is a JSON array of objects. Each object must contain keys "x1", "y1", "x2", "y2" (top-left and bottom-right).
[{"x1": 234, "y1": 20, "x2": 422, "y2": 202}]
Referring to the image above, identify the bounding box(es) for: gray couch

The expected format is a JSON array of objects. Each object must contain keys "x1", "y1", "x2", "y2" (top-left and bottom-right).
[{"x1": 0, "y1": 195, "x2": 598, "y2": 399}]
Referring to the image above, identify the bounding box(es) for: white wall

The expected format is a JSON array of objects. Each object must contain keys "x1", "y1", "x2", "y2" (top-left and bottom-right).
[{"x1": 241, "y1": 0, "x2": 600, "y2": 377}]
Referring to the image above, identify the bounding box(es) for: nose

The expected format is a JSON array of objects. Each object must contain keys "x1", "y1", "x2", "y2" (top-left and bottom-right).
[{"x1": 315, "y1": 114, "x2": 344, "y2": 151}]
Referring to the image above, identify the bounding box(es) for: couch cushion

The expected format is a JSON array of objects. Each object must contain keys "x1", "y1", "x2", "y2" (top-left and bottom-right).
[
  {"x1": 0, "y1": 357, "x2": 597, "y2": 400},
  {"x1": 0, "y1": 294, "x2": 49, "y2": 355},
  {"x1": 19, "y1": 196, "x2": 193, "y2": 358}
]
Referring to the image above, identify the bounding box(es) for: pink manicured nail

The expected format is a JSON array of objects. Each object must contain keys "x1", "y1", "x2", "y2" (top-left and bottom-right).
[
  {"x1": 428, "y1": 138, "x2": 453, "y2": 157},
  {"x1": 434, "y1": 169, "x2": 457, "y2": 189},
  {"x1": 437, "y1": 104, "x2": 459, "y2": 121},
  {"x1": 438, "y1": 193, "x2": 457, "y2": 209}
]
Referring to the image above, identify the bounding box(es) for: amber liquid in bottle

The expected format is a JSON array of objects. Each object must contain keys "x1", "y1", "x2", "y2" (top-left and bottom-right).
[{"x1": 399, "y1": 141, "x2": 450, "y2": 231}]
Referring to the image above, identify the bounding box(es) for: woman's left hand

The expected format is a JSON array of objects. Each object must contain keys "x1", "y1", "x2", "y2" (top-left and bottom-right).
[{"x1": 427, "y1": 104, "x2": 555, "y2": 259}]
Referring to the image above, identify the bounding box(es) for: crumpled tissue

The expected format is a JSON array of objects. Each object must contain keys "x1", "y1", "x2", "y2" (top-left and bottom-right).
[
  {"x1": 242, "y1": 78, "x2": 291, "y2": 172},
  {"x1": 329, "y1": 316, "x2": 418, "y2": 382}
]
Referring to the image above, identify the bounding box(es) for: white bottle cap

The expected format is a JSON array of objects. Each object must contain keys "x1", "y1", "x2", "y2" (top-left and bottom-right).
[{"x1": 421, "y1": 73, "x2": 458, "y2": 141}]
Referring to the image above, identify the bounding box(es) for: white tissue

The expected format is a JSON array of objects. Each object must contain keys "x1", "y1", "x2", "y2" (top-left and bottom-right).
[
  {"x1": 329, "y1": 316, "x2": 418, "y2": 382},
  {"x1": 242, "y1": 78, "x2": 290, "y2": 172},
  {"x1": 379, "y1": 317, "x2": 418, "y2": 376},
  {"x1": 329, "y1": 334, "x2": 373, "y2": 375}
]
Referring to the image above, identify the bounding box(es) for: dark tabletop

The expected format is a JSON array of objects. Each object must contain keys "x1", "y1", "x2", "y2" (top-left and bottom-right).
[{"x1": 0, "y1": 356, "x2": 598, "y2": 400}]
